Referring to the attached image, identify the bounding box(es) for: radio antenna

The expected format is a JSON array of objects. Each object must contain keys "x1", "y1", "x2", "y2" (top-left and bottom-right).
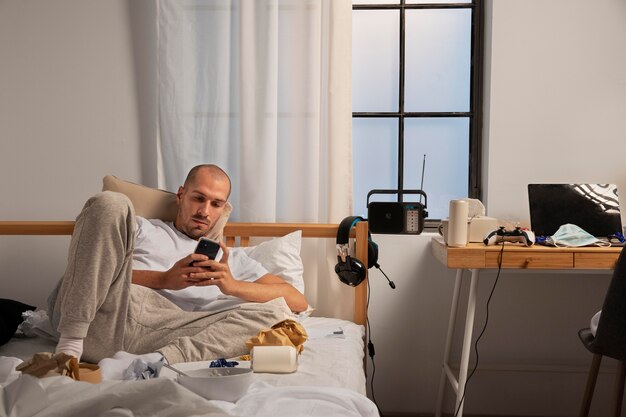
[{"x1": 419, "y1": 154, "x2": 426, "y2": 204}]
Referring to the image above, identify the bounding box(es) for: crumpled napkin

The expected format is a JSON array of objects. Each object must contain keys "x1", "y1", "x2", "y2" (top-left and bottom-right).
[
  {"x1": 18, "y1": 310, "x2": 59, "y2": 341},
  {"x1": 122, "y1": 357, "x2": 163, "y2": 380},
  {"x1": 245, "y1": 319, "x2": 308, "y2": 354},
  {"x1": 16, "y1": 352, "x2": 101, "y2": 383}
]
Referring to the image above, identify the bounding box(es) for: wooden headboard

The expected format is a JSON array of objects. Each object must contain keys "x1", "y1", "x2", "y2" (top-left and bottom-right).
[{"x1": 0, "y1": 221, "x2": 369, "y2": 325}]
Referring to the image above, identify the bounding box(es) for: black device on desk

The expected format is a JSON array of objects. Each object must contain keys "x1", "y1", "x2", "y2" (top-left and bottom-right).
[
  {"x1": 367, "y1": 189, "x2": 428, "y2": 234},
  {"x1": 528, "y1": 183, "x2": 623, "y2": 240}
]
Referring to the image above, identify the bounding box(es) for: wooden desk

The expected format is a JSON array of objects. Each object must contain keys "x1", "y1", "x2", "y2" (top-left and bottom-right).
[{"x1": 430, "y1": 236, "x2": 623, "y2": 417}]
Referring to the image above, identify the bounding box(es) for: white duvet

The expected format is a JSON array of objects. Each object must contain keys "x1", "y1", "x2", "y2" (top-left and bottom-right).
[
  {"x1": 0, "y1": 317, "x2": 379, "y2": 417},
  {"x1": 1, "y1": 376, "x2": 378, "y2": 417}
]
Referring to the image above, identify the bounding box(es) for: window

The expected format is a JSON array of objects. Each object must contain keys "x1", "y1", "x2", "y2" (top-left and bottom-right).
[{"x1": 352, "y1": 0, "x2": 483, "y2": 222}]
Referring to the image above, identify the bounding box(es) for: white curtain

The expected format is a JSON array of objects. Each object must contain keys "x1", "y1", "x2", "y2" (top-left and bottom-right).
[{"x1": 157, "y1": 0, "x2": 356, "y2": 319}]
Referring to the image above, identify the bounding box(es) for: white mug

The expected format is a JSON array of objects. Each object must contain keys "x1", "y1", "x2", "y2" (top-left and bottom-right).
[{"x1": 438, "y1": 219, "x2": 469, "y2": 246}]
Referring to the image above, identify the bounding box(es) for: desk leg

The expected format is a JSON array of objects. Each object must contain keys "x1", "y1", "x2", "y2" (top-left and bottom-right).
[
  {"x1": 455, "y1": 268, "x2": 480, "y2": 417},
  {"x1": 435, "y1": 269, "x2": 464, "y2": 417},
  {"x1": 435, "y1": 268, "x2": 480, "y2": 417}
]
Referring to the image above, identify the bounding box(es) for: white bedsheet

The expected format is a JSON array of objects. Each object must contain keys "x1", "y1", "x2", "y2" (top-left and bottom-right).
[
  {"x1": 161, "y1": 316, "x2": 367, "y2": 395},
  {"x1": 0, "y1": 317, "x2": 378, "y2": 417}
]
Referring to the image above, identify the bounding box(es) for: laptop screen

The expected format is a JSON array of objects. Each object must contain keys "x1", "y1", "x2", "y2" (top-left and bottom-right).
[{"x1": 528, "y1": 184, "x2": 623, "y2": 237}]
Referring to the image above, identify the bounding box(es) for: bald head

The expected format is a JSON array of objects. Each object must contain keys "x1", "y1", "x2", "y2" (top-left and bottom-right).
[{"x1": 184, "y1": 164, "x2": 231, "y2": 198}]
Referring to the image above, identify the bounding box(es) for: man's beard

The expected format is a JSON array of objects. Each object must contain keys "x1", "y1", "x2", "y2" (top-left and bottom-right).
[{"x1": 186, "y1": 216, "x2": 212, "y2": 239}]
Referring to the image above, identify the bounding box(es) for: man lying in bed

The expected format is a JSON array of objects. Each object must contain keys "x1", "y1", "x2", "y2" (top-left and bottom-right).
[{"x1": 47, "y1": 164, "x2": 308, "y2": 365}]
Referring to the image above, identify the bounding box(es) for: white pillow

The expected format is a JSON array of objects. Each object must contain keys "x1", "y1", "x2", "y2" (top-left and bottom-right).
[{"x1": 243, "y1": 230, "x2": 304, "y2": 293}]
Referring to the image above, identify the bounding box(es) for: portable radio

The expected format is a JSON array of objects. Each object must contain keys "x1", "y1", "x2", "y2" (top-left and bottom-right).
[{"x1": 367, "y1": 189, "x2": 428, "y2": 234}]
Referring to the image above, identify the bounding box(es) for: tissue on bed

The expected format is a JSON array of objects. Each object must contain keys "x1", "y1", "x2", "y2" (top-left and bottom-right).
[
  {"x1": 122, "y1": 357, "x2": 163, "y2": 380},
  {"x1": 18, "y1": 310, "x2": 59, "y2": 342}
]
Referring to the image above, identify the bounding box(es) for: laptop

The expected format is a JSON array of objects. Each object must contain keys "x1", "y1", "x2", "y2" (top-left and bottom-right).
[{"x1": 528, "y1": 184, "x2": 623, "y2": 239}]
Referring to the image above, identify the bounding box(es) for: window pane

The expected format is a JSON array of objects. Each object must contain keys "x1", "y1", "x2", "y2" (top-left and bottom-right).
[
  {"x1": 403, "y1": 118, "x2": 469, "y2": 219},
  {"x1": 353, "y1": 118, "x2": 399, "y2": 217},
  {"x1": 352, "y1": 10, "x2": 399, "y2": 112},
  {"x1": 405, "y1": 9, "x2": 471, "y2": 112}
]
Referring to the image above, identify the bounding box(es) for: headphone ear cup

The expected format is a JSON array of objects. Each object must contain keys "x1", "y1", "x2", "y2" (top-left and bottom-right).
[
  {"x1": 334, "y1": 256, "x2": 366, "y2": 287},
  {"x1": 335, "y1": 216, "x2": 368, "y2": 286}
]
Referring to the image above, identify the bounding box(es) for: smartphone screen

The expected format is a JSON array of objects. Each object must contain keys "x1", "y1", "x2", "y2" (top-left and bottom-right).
[{"x1": 194, "y1": 238, "x2": 220, "y2": 260}]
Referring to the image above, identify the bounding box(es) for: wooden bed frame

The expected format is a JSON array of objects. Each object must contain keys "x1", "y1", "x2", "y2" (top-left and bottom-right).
[{"x1": 0, "y1": 221, "x2": 369, "y2": 325}]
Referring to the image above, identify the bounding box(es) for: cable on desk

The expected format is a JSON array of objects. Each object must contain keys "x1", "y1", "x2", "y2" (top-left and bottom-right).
[{"x1": 453, "y1": 240, "x2": 505, "y2": 417}]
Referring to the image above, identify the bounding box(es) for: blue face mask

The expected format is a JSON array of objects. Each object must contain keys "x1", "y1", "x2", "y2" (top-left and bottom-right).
[{"x1": 545, "y1": 223, "x2": 610, "y2": 247}]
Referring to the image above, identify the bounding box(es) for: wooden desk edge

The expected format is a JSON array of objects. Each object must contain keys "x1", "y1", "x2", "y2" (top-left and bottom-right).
[{"x1": 431, "y1": 236, "x2": 622, "y2": 270}]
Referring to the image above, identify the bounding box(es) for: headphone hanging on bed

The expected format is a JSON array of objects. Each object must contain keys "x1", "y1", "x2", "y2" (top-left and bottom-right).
[{"x1": 335, "y1": 216, "x2": 379, "y2": 287}]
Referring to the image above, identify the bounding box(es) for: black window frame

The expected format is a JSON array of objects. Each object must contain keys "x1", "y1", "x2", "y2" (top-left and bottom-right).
[{"x1": 352, "y1": 0, "x2": 484, "y2": 225}]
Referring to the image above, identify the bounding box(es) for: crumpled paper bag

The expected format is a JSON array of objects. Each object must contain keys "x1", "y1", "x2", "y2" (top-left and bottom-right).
[
  {"x1": 16, "y1": 352, "x2": 101, "y2": 383},
  {"x1": 246, "y1": 319, "x2": 308, "y2": 354}
]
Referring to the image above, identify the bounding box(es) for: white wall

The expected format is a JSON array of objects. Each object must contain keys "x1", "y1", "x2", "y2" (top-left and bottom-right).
[
  {"x1": 0, "y1": 0, "x2": 157, "y2": 307},
  {"x1": 1, "y1": 1, "x2": 626, "y2": 416},
  {"x1": 484, "y1": 0, "x2": 626, "y2": 223},
  {"x1": 368, "y1": 1, "x2": 626, "y2": 416}
]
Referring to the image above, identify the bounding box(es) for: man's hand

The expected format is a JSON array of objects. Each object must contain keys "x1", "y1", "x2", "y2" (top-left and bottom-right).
[
  {"x1": 187, "y1": 243, "x2": 239, "y2": 293},
  {"x1": 164, "y1": 253, "x2": 221, "y2": 289},
  {"x1": 132, "y1": 252, "x2": 224, "y2": 290}
]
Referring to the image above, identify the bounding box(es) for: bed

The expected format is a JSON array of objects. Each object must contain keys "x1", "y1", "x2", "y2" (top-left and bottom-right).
[{"x1": 0, "y1": 177, "x2": 378, "y2": 417}]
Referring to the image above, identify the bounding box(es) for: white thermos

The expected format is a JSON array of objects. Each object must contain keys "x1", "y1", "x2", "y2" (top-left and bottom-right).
[{"x1": 448, "y1": 199, "x2": 469, "y2": 247}]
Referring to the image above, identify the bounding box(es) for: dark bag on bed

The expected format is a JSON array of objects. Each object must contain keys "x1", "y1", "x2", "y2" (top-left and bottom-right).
[{"x1": 0, "y1": 298, "x2": 35, "y2": 346}]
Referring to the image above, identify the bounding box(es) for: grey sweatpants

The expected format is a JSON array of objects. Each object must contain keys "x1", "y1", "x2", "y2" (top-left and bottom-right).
[{"x1": 48, "y1": 191, "x2": 291, "y2": 364}]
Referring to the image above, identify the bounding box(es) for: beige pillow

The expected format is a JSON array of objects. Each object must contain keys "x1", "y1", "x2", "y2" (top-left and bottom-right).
[
  {"x1": 102, "y1": 175, "x2": 231, "y2": 241},
  {"x1": 102, "y1": 175, "x2": 178, "y2": 221}
]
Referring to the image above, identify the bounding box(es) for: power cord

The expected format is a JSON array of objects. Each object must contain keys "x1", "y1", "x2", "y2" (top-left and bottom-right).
[
  {"x1": 453, "y1": 240, "x2": 505, "y2": 417},
  {"x1": 366, "y1": 277, "x2": 383, "y2": 417},
  {"x1": 364, "y1": 262, "x2": 395, "y2": 416}
]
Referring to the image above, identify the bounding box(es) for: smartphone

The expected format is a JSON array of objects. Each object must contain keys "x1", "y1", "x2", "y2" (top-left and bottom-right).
[{"x1": 194, "y1": 237, "x2": 220, "y2": 260}]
